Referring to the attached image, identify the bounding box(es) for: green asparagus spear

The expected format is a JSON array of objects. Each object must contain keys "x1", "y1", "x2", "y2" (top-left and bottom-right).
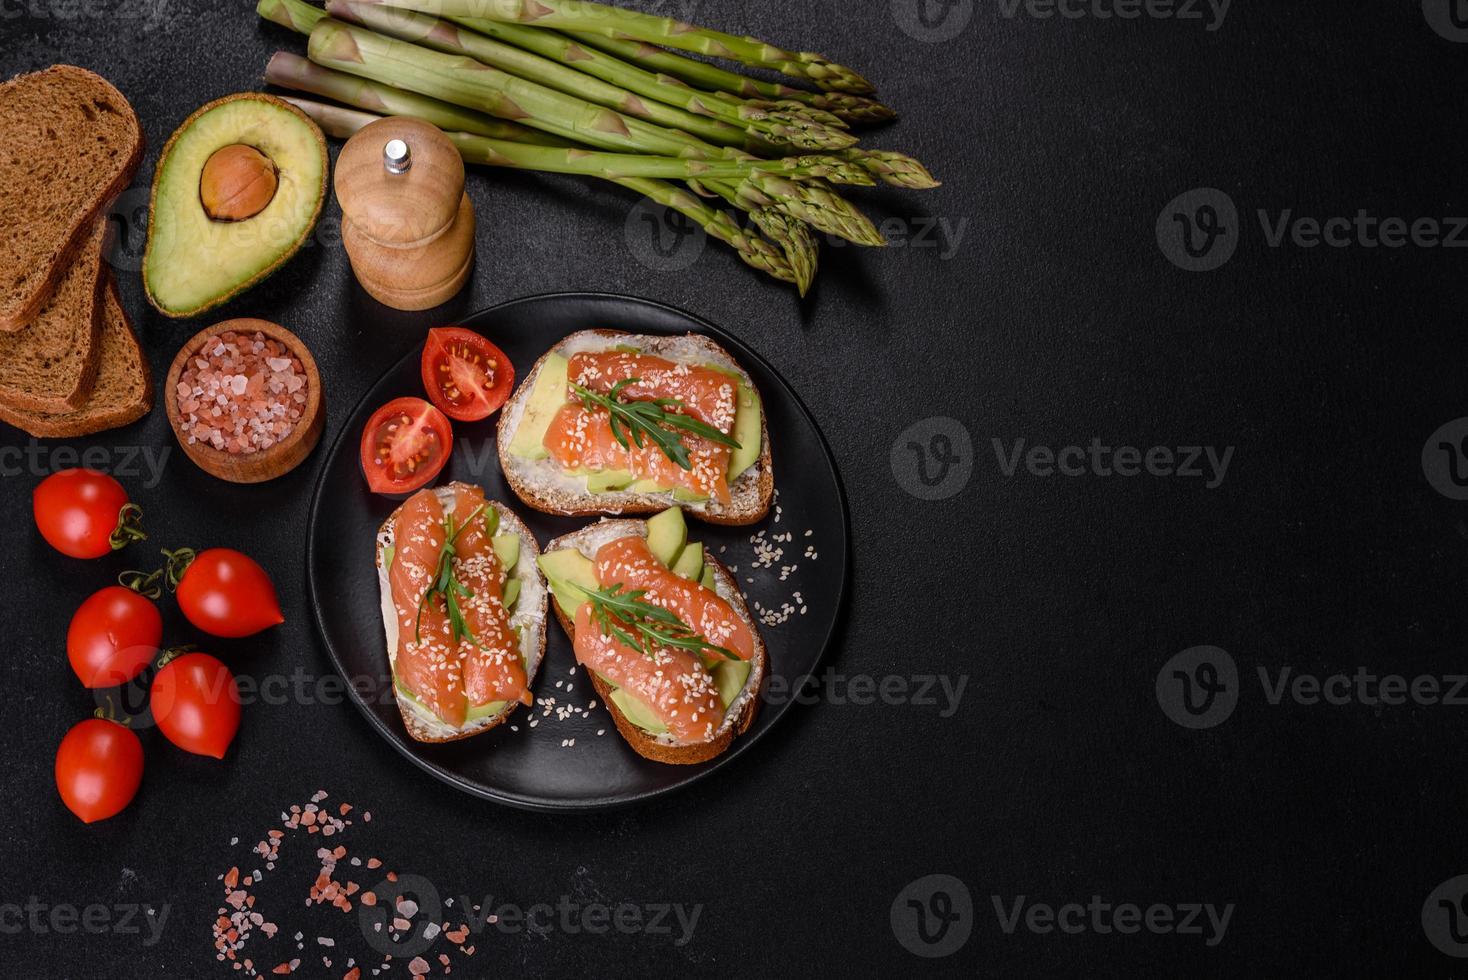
[
  {"x1": 266, "y1": 50, "x2": 558, "y2": 143},
  {"x1": 357, "y1": 0, "x2": 875, "y2": 93},
  {"x1": 306, "y1": 18, "x2": 867, "y2": 184},
  {"x1": 441, "y1": 13, "x2": 858, "y2": 150},
  {"x1": 562, "y1": 30, "x2": 896, "y2": 124},
  {"x1": 324, "y1": 0, "x2": 753, "y2": 150},
  {"x1": 258, "y1": 0, "x2": 328, "y2": 33},
  {"x1": 839, "y1": 149, "x2": 941, "y2": 189}
]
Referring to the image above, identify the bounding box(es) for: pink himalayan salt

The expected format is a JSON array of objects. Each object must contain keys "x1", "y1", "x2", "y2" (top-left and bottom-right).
[{"x1": 176, "y1": 331, "x2": 308, "y2": 455}]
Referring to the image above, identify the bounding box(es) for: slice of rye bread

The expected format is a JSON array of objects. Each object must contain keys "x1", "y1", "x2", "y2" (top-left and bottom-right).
[
  {"x1": 375, "y1": 484, "x2": 549, "y2": 744},
  {"x1": 0, "y1": 66, "x2": 143, "y2": 331},
  {"x1": 544, "y1": 518, "x2": 767, "y2": 765},
  {"x1": 0, "y1": 219, "x2": 108, "y2": 412},
  {"x1": 0, "y1": 275, "x2": 153, "y2": 437},
  {"x1": 496, "y1": 330, "x2": 774, "y2": 527}
]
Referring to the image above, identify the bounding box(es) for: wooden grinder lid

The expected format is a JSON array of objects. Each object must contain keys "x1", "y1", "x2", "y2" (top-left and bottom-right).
[{"x1": 334, "y1": 116, "x2": 464, "y2": 247}]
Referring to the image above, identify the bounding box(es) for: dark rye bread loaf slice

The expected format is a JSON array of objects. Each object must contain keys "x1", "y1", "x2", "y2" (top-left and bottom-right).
[
  {"x1": 0, "y1": 66, "x2": 142, "y2": 331},
  {"x1": 0, "y1": 219, "x2": 107, "y2": 412},
  {"x1": 0, "y1": 275, "x2": 153, "y2": 437}
]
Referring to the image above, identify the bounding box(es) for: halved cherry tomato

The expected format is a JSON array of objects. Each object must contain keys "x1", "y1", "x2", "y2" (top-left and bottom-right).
[
  {"x1": 55, "y1": 717, "x2": 144, "y2": 823},
  {"x1": 150, "y1": 652, "x2": 241, "y2": 759},
  {"x1": 420, "y1": 327, "x2": 514, "y2": 422},
  {"x1": 170, "y1": 548, "x2": 285, "y2": 638},
  {"x1": 68, "y1": 586, "x2": 163, "y2": 688},
  {"x1": 360, "y1": 396, "x2": 453, "y2": 495},
  {"x1": 33, "y1": 469, "x2": 145, "y2": 559}
]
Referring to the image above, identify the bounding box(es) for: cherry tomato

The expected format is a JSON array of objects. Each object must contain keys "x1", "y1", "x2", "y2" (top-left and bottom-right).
[
  {"x1": 360, "y1": 396, "x2": 453, "y2": 495},
  {"x1": 150, "y1": 653, "x2": 241, "y2": 759},
  {"x1": 421, "y1": 327, "x2": 515, "y2": 422},
  {"x1": 55, "y1": 718, "x2": 144, "y2": 823},
  {"x1": 33, "y1": 469, "x2": 145, "y2": 559},
  {"x1": 170, "y1": 548, "x2": 284, "y2": 638},
  {"x1": 67, "y1": 586, "x2": 163, "y2": 688}
]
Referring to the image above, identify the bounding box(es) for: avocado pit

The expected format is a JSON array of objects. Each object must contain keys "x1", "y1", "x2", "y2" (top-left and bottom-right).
[{"x1": 199, "y1": 143, "x2": 279, "y2": 222}]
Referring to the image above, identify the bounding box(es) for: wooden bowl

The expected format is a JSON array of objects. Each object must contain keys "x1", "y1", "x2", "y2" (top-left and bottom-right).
[{"x1": 165, "y1": 318, "x2": 324, "y2": 483}]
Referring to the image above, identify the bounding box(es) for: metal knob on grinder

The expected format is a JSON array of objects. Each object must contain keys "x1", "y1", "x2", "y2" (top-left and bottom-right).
[{"x1": 333, "y1": 117, "x2": 475, "y2": 311}]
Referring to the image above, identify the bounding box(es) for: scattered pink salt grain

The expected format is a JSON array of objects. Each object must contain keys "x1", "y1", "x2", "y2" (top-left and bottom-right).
[
  {"x1": 212, "y1": 791, "x2": 482, "y2": 978},
  {"x1": 175, "y1": 330, "x2": 309, "y2": 455}
]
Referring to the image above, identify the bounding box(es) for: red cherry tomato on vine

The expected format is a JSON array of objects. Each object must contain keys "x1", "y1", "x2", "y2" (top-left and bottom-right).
[
  {"x1": 55, "y1": 718, "x2": 144, "y2": 823},
  {"x1": 150, "y1": 653, "x2": 241, "y2": 759},
  {"x1": 420, "y1": 326, "x2": 515, "y2": 422},
  {"x1": 67, "y1": 586, "x2": 163, "y2": 688},
  {"x1": 170, "y1": 548, "x2": 284, "y2": 638},
  {"x1": 359, "y1": 396, "x2": 453, "y2": 495},
  {"x1": 33, "y1": 469, "x2": 145, "y2": 559}
]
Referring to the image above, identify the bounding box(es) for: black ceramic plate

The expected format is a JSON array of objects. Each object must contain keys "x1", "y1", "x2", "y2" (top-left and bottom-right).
[{"x1": 306, "y1": 292, "x2": 849, "y2": 811}]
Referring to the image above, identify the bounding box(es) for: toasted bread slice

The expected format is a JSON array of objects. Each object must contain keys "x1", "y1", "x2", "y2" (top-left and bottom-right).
[
  {"x1": 0, "y1": 219, "x2": 108, "y2": 413},
  {"x1": 0, "y1": 66, "x2": 143, "y2": 330},
  {"x1": 375, "y1": 484, "x2": 548, "y2": 744},
  {"x1": 496, "y1": 330, "x2": 773, "y2": 526},
  {"x1": 543, "y1": 518, "x2": 766, "y2": 765},
  {"x1": 0, "y1": 275, "x2": 153, "y2": 437}
]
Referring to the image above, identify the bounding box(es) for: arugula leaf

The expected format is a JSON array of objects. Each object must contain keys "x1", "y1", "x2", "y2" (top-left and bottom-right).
[
  {"x1": 586, "y1": 583, "x2": 737, "y2": 661},
  {"x1": 570, "y1": 378, "x2": 739, "y2": 472}
]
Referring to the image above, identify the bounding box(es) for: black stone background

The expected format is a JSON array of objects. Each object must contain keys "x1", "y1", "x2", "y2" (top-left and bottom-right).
[{"x1": 4, "y1": 0, "x2": 1468, "y2": 975}]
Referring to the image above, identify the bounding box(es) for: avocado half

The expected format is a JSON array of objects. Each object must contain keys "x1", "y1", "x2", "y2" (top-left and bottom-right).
[{"x1": 143, "y1": 93, "x2": 327, "y2": 318}]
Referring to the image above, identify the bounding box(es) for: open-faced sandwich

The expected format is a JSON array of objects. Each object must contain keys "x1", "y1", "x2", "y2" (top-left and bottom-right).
[
  {"x1": 538, "y1": 507, "x2": 766, "y2": 764},
  {"x1": 497, "y1": 330, "x2": 772, "y2": 526},
  {"x1": 376, "y1": 481, "x2": 547, "y2": 743}
]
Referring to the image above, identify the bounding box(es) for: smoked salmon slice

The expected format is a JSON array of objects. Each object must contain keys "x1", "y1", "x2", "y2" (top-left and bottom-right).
[
  {"x1": 389, "y1": 486, "x2": 529, "y2": 727},
  {"x1": 572, "y1": 603, "x2": 725, "y2": 743},
  {"x1": 568, "y1": 352, "x2": 738, "y2": 431},
  {"x1": 569, "y1": 534, "x2": 754, "y2": 740},
  {"x1": 388, "y1": 489, "x2": 466, "y2": 728},
  {"x1": 541, "y1": 351, "x2": 740, "y2": 503},
  {"x1": 593, "y1": 536, "x2": 755, "y2": 662},
  {"x1": 448, "y1": 488, "x2": 532, "y2": 707}
]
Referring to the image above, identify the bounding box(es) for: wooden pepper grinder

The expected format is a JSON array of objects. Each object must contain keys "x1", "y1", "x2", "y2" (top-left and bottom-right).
[{"x1": 334, "y1": 116, "x2": 475, "y2": 311}]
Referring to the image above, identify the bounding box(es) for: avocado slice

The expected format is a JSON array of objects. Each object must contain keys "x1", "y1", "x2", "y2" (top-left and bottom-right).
[
  {"x1": 586, "y1": 469, "x2": 635, "y2": 493},
  {"x1": 382, "y1": 544, "x2": 396, "y2": 571},
  {"x1": 508, "y1": 353, "x2": 570, "y2": 459},
  {"x1": 465, "y1": 698, "x2": 509, "y2": 722},
  {"x1": 538, "y1": 549, "x2": 598, "y2": 609},
  {"x1": 492, "y1": 533, "x2": 520, "y2": 570},
  {"x1": 395, "y1": 674, "x2": 509, "y2": 727},
  {"x1": 478, "y1": 505, "x2": 500, "y2": 537},
  {"x1": 143, "y1": 93, "x2": 327, "y2": 318},
  {"x1": 627, "y1": 479, "x2": 668, "y2": 493},
  {"x1": 671, "y1": 541, "x2": 704, "y2": 581},
  {"x1": 699, "y1": 564, "x2": 717, "y2": 590},
  {"x1": 727, "y1": 384, "x2": 762, "y2": 480},
  {"x1": 645, "y1": 508, "x2": 687, "y2": 567},
  {"x1": 714, "y1": 659, "x2": 751, "y2": 708},
  {"x1": 502, "y1": 577, "x2": 521, "y2": 613},
  {"x1": 609, "y1": 688, "x2": 669, "y2": 734}
]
